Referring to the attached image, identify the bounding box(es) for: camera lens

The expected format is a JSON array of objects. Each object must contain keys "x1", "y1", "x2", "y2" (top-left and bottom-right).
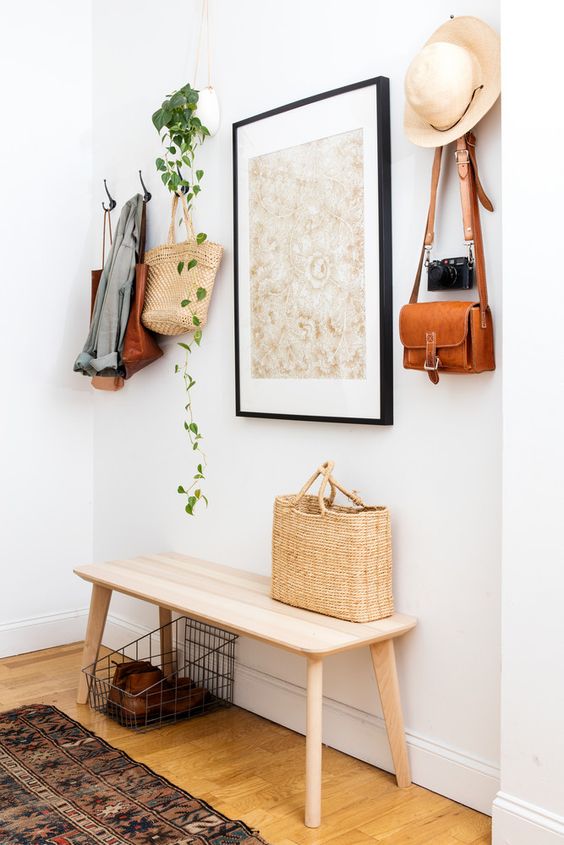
[{"x1": 428, "y1": 262, "x2": 458, "y2": 289}]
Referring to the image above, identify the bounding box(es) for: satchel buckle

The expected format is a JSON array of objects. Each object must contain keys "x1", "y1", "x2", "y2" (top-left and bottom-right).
[
  {"x1": 424, "y1": 356, "x2": 440, "y2": 372},
  {"x1": 455, "y1": 149, "x2": 469, "y2": 165}
]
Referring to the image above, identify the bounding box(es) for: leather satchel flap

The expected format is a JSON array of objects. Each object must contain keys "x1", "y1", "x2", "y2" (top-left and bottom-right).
[{"x1": 399, "y1": 301, "x2": 477, "y2": 349}]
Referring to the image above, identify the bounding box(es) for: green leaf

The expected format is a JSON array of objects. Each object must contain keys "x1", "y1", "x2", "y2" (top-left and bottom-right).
[
  {"x1": 192, "y1": 442, "x2": 199, "y2": 450},
  {"x1": 196, "y1": 287, "x2": 207, "y2": 301},
  {"x1": 169, "y1": 91, "x2": 186, "y2": 108},
  {"x1": 155, "y1": 157, "x2": 166, "y2": 171},
  {"x1": 192, "y1": 315, "x2": 201, "y2": 326},
  {"x1": 168, "y1": 145, "x2": 176, "y2": 154},
  {"x1": 178, "y1": 342, "x2": 190, "y2": 350},
  {"x1": 177, "y1": 485, "x2": 186, "y2": 494},
  {"x1": 196, "y1": 232, "x2": 207, "y2": 245},
  {"x1": 188, "y1": 496, "x2": 197, "y2": 507},
  {"x1": 187, "y1": 259, "x2": 198, "y2": 271},
  {"x1": 185, "y1": 503, "x2": 193, "y2": 515},
  {"x1": 196, "y1": 169, "x2": 204, "y2": 181},
  {"x1": 174, "y1": 364, "x2": 179, "y2": 373},
  {"x1": 152, "y1": 109, "x2": 166, "y2": 131},
  {"x1": 161, "y1": 173, "x2": 169, "y2": 185},
  {"x1": 189, "y1": 422, "x2": 198, "y2": 434},
  {"x1": 177, "y1": 261, "x2": 184, "y2": 274},
  {"x1": 195, "y1": 489, "x2": 201, "y2": 499},
  {"x1": 193, "y1": 185, "x2": 201, "y2": 195},
  {"x1": 188, "y1": 378, "x2": 196, "y2": 388},
  {"x1": 184, "y1": 421, "x2": 189, "y2": 430},
  {"x1": 202, "y1": 495, "x2": 209, "y2": 506},
  {"x1": 194, "y1": 329, "x2": 202, "y2": 346},
  {"x1": 181, "y1": 299, "x2": 190, "y2": 307}
]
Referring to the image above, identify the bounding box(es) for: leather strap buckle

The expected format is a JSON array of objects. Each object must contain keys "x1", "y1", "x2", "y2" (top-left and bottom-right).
[
  {"x1": 424, "y1": 330, "x2": 440, "y2": 371},
  {"x1": 455, "y1": 149, "x2": 469, "y2": 165}
]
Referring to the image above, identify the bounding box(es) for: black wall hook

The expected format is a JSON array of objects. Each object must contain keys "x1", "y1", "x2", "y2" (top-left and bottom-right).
[
  {"x1": 139, "y1": 170, "x2": 152, "y2": 202},
  {"x1": 102, "y1": 179, "x2": 116, "y2": 212}
]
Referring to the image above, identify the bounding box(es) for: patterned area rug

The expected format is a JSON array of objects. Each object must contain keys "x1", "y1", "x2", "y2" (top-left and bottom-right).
[{"x1": 0, "y1": 704, "x2": 269, "y2": 845}]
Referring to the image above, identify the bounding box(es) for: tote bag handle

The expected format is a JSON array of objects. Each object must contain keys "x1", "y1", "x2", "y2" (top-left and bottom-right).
[{"x1": 167, "y1": 193, "x2": 196, "y2": 244}]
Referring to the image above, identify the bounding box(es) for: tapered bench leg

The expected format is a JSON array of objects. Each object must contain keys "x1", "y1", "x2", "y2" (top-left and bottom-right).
[
  {"x1": 305, "y1": 655, "x2": 323, "y2": 828},
  {"x1": 370, "y1": 639, "x2": 411, "y2": 788},
  {"x1": 159, "y1": 607, "x2": 176, "y2": 676},
  {"x1": 77, "y1": 584, "x2": 112, "y2": 704}
]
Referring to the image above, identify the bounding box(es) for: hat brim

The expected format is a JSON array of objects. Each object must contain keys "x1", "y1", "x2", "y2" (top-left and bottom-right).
[{"x1": 404, "y1": 16, "x2": 500, "y2": 148}]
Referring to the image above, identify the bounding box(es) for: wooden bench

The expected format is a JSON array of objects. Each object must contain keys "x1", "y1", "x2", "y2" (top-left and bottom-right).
[{"x1": 75, "y1": 552, "x2": 416, "y2": 828}]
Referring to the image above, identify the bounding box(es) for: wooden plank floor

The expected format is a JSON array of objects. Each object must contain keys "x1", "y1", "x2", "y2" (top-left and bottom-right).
[{"x1": 0, "y1": 643, "x2": 491, "y2": 845}]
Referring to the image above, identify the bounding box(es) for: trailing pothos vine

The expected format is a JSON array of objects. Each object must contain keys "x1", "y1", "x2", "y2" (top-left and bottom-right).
[{"x1": 152, "y1": 82, "x2": 211, "y2": 516}]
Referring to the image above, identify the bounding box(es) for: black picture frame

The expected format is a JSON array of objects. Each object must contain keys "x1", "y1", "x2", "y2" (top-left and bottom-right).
[{"x1": 233, "y1": 76, "x2": 393, "y2": 425}]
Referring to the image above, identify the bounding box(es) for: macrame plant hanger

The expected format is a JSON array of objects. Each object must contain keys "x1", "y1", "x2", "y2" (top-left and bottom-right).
[{"x1": 192, "y1": 0, "x2": 220, "y2": 136}]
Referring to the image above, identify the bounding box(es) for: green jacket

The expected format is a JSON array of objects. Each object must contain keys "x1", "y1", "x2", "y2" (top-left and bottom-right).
[{"x1": 74, "y1": 194, "x2": 144, "y2": 377}]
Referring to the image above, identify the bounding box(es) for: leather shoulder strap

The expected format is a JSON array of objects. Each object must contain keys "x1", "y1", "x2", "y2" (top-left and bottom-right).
[
  {"x1": 410, "y1": 134, "x2": 493, "y2": 316},
  {"x1": 409, "y1": 146, "x2": 443, "y2": 303},
  {"x1": 454, "y1": 133, "x2": 494, "y2": 240},
  {"x1": 456, "y1": 133, "x2": 492, "y2": 327}
]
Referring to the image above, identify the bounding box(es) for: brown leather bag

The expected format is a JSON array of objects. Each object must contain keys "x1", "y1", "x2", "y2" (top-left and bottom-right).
[
  {"x1": 121, "y1": 200, "x2": 163, "y2": 379},
  {"x1": 399, "y1": 133, "x2": 495, "y2": 385}
]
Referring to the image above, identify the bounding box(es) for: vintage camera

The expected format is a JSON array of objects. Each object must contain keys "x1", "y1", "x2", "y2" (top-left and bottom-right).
[{"x1": 427, "y1": 256, "x2": 473, "y2": 291}]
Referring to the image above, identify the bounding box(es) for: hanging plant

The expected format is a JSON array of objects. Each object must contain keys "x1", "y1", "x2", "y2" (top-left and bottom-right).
[{"x1": 152, "y1": 83, "x2": 211, "y2": 517}]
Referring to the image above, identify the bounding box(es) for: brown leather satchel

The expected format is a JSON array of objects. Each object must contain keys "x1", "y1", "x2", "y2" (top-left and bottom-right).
[
  {"x1": 399, "y1": 133, "x2": 495, "y2": 384},
  {"x1": 121, "y1": 200, "x2": 163, "y2": 379}
]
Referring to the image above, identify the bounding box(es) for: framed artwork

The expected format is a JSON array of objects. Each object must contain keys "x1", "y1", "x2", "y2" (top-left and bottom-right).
[{"x1": 233, "y1": 76, "x2": 393, "y2": 425}]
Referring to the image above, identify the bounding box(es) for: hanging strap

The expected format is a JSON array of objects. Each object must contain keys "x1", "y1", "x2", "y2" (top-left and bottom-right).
[
  {"x1": 138, "y1": 200, "x2": 147, "y2": 264},
  {"x1": 456, "y1": 133, "x2": 491, "y2": 327},
  {"x1": 167, "y1": 193, "x2": 196, "y2": 244},
  {"x1": 101, "y1": 208, "x2": 113, "y2": 268},
  {"x1": 409, "y1": 146, "x2": 443, "y2": 304},
  {"x1": 409, "y1": 132, "x2": 493, "y2": 328},
  {"x1": 193, "y1": 0, "x2": 211, "y2": 88}
]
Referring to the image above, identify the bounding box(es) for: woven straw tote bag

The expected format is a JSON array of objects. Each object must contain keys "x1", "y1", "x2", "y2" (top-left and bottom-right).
[
  {"x1": 142, "y1": 194, "x2": 223, "y2": 335},
  {"x1": 272, "y1": 461, "x2": 393, "y2": 622}
]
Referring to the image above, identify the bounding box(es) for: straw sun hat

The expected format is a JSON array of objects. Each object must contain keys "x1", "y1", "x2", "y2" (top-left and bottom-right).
[{"x1": 404, "y1": 16, "x2": 500, "y2": 148}]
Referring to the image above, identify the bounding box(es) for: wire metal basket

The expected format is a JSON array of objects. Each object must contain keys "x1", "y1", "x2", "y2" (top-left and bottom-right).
[{"x1": 83, "y1": 616, "x2": 237, "y2": 730}]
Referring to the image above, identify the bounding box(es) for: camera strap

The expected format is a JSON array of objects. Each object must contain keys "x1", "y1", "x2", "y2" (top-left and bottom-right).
[{"x1": 409, "y1": 132, "x2": 494, "y2": 329}]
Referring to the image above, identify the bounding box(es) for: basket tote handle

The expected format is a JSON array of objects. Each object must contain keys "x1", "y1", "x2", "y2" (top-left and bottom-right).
[
  {"x1": 167, "y1": 193, "x2": 196, "y2": 245},
  {"x1": 292, "y1": 461, "x2": 366, "y2": 516}
]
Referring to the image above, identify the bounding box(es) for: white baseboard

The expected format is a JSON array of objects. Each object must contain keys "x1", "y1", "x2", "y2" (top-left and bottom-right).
[
  {"x1": 0, "y1": 609, "x2": 499, "y2": 815},
  {"x1": 493, "y1": 792, "x2": 564, "y2": 844},
  {"x1": 0, "y1": 608, "x2": 88, "y2": 658},
  {"x1": 234, "y1": 661, "x2": 499, "y2": 815}
]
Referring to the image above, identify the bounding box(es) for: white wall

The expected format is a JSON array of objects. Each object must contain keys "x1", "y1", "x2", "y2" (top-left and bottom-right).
[
  {"x1": 493, "y1": 2, "x2": 564, "y2": 842},
  {"x1": 0, "y1": 1, "x2": 94, "y2": 656},
  {"x1": 91, "y1": 0, "x2": 501, "y2": 812}
]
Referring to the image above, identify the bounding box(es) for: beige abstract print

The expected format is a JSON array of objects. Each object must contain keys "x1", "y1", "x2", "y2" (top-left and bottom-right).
[{"x1": 249, "y1": 128, "x2": 366, "y2": 380}]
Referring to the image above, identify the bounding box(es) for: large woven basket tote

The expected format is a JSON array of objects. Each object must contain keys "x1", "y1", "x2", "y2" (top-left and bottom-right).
[
  {"x1": 142, "y1": 193, "x2": 223, "y2": 336},
  {"x1": 272, "y1": 461, "x2": 393, "y2": 622}
]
